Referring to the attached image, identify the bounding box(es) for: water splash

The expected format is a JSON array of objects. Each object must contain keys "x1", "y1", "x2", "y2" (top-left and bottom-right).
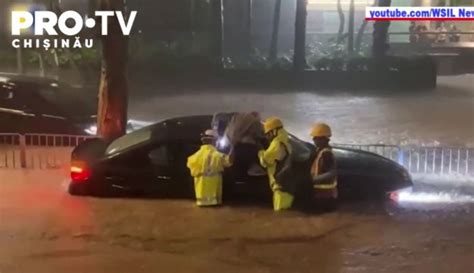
[{"x1": 391, "y1": 188, "x2": 474, "y2": 204}]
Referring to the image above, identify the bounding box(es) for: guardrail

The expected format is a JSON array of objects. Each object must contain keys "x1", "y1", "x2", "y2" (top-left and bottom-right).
[
  {"x1": 0, "y1": 133, "x2": 95, "y2": 169},
  {"x1": 1, "y1": 134, "x2": 473, "y2": 180},
  {"x1": 335, "y1": 144, "x2": 474, "y2": 178}
]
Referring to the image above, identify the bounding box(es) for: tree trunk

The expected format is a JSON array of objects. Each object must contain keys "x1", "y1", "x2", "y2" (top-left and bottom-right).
[
  {"x1": 294, "y1": 0, "x2": 307, "y2": 71},
  {"x1": 269, "y1": 0, "x2": 282, "y2": 61},
  {"x1": 244, "y1": 0, "x2": 253, "y2": 53},
  {"x1": 355, "y1": 0, "x2": 374, "y2": 53},
  {"x1": 37, "y1": 51, "x2": 45, "y2": 77},
  {"x1": 97, "y1": 0, "x2": 129, "y2": 140},
  {"x1": 336, "y1": 0, "x2": 345, "y2": 43},
  {"x1": 16, "y1": 48, "x2": 24, "y2": 74},
  {"x1": 211, "y1": 0, "x2": 224, "y2": 67},
  {"x1": 347, "y1": 0, "x2": 355, "y2": 53},
  {"x1": 190, "y1": 0, "x2": 195, "y2": 47},
  {"x1": 355, "y1": 20, "x2": 368, "y2": 53},
  {"x1": 372, "y1": 0, "x2": 392, "y2": 58}
]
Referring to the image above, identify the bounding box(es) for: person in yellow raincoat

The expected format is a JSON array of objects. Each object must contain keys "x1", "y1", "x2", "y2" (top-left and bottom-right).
[
  {"x1": 187, "y1": 129, "x2": 232, "y2": 206},
  {"x1": 258, "y1": 117, "x2": 294, "y2": 211}
]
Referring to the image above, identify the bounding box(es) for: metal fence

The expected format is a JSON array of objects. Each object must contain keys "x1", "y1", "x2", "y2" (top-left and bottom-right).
[
  {"x1": 335, "y1": 144, "x2": 474, "y2": 178},
  {"x1": 0, "y1": 133, "x2": 94, "y2": 169},
  {"x1": 1, "y1": 134, "x2": 473, "y2": 179}
]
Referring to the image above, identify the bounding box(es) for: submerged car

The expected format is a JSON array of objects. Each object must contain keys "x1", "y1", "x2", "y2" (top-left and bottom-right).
[
  {"x1": 0, "y1": 73, "x2": 97, "y2": 135},
  {"x1": 68, "y1": 114, "x2": 413, "y2": 204}
]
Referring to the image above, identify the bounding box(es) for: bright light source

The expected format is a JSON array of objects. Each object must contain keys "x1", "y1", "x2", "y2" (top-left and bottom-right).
[
  {"x1": 391, "y1": 188, "x2": 474, "y2": 204},
  {"x1": 84, "y1": 125, "x2": 97, "y2": 135},
  {"x1": 217, "y1": 137, "x2": 229, "y2": 150}
]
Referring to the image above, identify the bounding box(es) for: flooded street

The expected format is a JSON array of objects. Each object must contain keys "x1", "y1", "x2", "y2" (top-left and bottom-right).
[
  {"x1": 1, "y1": 75, "x2": 473, "y2": 272},
  {"x1": 129, "y1": 75, "x2": 474, "y2": 147},
  {"x1": 1, "y1": 170, "x2": 474, "y2": 273}
]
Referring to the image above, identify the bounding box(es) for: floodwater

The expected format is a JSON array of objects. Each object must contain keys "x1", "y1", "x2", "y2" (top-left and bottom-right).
[
  {"x1": 129, "y1": 74, "x2": 474, "y2": 147},
  {"x1": 1, "y1": 170, "x2": 474, "y2": 273},
  {"x1": 1, "y1": 75, "x2": 473, "y2": 272}
]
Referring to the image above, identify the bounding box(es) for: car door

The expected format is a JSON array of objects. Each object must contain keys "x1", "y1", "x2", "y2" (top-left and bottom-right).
[
  {"x1": 101, "y1": 146, "x2": 155, "y2": 192},
  {"x1": 148, "y1": 142, "x2": 178, "y2": 192},
  {"x1": 168, "y1": 141, "x2": 201, "y2": 197}
]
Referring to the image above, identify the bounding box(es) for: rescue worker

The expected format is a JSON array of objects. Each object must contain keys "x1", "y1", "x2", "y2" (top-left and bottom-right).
[
  {"x1": 310, "y1": 123, "x2": 338, "y2": 211},
  {"x1": 258, "y1": 117, "x2": 294, "y2": 211},
  {"x1": 187, "y1": 129, "x2": 232, "y2": 207}
]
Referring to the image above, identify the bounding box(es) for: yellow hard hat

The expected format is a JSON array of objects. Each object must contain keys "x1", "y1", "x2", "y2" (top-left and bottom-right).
[
  {"x1": 310, "y1": 123, "x2": 332, "y2": 138},
  {"x1": 263, "y1": 117, "x2": 283, "y2": 134}
]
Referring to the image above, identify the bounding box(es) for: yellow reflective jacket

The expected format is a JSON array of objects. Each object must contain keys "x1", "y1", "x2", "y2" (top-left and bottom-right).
[
  {"x1": 187, "y1": 145, "x2": 231, "y2": 206},
  {"x1": 187, "y1": 145, "x2": 231, "y2": 177},
  {"x1": 258, "y1": 129, "x2": 292, "y2": 191}
]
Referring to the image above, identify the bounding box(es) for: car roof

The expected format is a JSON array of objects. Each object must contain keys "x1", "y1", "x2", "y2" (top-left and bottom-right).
[
  {"x1": 149, "y1": 115, "x2": 214, "y2": 142},
  {"x1": 106, "y1": 115, "x2": 214, "y2": 156}
]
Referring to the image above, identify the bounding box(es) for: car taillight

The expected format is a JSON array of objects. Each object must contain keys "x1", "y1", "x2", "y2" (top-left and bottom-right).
[{"x1": 71, "y1": 160, "x2": 91, "y2": 182}]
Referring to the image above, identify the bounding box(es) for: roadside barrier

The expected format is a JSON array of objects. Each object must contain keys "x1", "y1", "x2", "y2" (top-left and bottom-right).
[
  {"x1": 335, "y1": 144, "x2": 473, "y2": 178},
  {"x1": 1, "y1": 134, "x2": 472, "y2": 179},
  {"x1": 0, "y1": 133, "x2": 94, "y2": 169}
]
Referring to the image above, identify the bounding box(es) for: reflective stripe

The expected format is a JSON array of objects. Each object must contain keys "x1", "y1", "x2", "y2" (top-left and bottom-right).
[
  {"x1": 313, "y1": 182, "x2": 337, "y2": 190},
  {"x1": 311, "y1": 147, "x2": 338, "y2": 189},
  {"x1": 311, "y1": 147, "x2": 332, "y2": 176},
  {"x1": 196, "y1": 196, "x2": 221, "y2": 206}
]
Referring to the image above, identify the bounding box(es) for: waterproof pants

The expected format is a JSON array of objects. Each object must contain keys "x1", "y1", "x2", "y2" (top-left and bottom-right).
[{"x1": 194, "y1": 175, "x2": 223, "y2": 206}]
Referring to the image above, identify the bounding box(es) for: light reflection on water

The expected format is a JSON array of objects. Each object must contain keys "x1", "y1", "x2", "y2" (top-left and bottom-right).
[{"x1": 392, "y1": 188, "x2": 474, "y2": 204}]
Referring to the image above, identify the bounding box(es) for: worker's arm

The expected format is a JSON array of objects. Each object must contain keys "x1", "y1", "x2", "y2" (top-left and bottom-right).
[
  {"x1": 258, "y1": 140, "x2": 282, "y2": 168},
  {"x1": 187, "y1": 152, "x2": 201, "y2": 177},
  {"x1": 312, "y1": 152, "x2": 337, "y2": 184},
  {"x1": 222, "y1": 153, "x2": 232, "y2": 168}
]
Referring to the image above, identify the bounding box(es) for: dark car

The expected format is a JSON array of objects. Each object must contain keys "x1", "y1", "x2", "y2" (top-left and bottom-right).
[
  {"x1": 68, "y1": 115, "x2": 413, "y2": 204},
  {"x1": 0, "y1": 73, "x2": 96, "y2": 135}
]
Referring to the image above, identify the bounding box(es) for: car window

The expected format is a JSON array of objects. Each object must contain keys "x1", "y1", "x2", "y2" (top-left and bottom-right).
[
  {"x1": 106, "y1": 126, "x2": 153, "y2": 155},
  {"x1": 149, "y1": 145, "x2": 169, "y2": 167}
]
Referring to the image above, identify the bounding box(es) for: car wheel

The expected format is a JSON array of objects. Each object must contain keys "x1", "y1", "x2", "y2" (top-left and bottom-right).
[
  {"x1": 68, "y1": 180, "x2": 112, "y2": 197},
  {"x1": 88, "y1": 180, "x2": 113, "y2": 197},
  {"x1": 68, "y1": 182, "x2": 89, "y2": 196}
]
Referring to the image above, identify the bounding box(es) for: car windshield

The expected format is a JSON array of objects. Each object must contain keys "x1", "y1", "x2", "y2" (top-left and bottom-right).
[{"x1": 106, "y1": 126, "x2": 153, "y2": 155}]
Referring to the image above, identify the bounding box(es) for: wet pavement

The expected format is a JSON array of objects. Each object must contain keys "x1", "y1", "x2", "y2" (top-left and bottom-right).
[{"x1": 1, "y1": 170, "x2": 474, "y2": 273}]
